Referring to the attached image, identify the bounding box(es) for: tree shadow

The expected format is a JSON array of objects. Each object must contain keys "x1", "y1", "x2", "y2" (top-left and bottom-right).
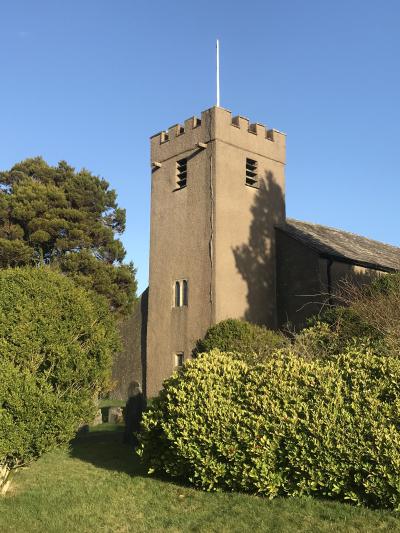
[
  {"x1": 69, "y1": 427, "x2": 146, "y2": 477},
  {"x1": 233, "y1": 175, "x2": 386, "y2": 331},
  {"x1": 232, "y1": 172, "x2": 285, "y2": 327},
  {"x1": 140, "y1": 288, "x2": 148, "y2": 398},
  {"x1": 110, "y1": 288, "x2": 148, "y2": 400},
  {"x1": 68, "y1": 427, "x2": 190, "y2": 489}
]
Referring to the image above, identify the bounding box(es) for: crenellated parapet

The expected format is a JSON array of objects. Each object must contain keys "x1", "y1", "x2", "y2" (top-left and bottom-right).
[{"x1": 150, "y1": 107, "x2": 286, "y2": 164}]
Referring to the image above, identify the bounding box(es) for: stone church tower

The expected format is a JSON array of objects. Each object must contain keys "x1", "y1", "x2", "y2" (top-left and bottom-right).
[
  {"x1": 112, "y1": 107, "x2": 399, "y2": 400},
  {"x1": 146, "y1": 106, "x2": 286, "y2": 396}
]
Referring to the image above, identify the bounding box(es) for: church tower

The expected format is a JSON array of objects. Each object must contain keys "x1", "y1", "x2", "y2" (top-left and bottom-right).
[{"x1": 146, "y1": 106, "x2": 286, "y2": 396}]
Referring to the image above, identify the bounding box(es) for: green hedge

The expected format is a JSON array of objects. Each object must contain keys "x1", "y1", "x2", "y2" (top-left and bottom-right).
[
  {"x1": 138, "y1": 349, "x2": 400, "y2": 509},
  {"x1": 194, "y1": 319, "x2": 288, "y2": 362},
  {"x1": 0, "y1": 267, "x2": 118, "y2": 471}
]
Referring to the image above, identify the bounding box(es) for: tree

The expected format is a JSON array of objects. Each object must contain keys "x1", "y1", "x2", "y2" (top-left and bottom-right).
[
  {"x1": 0, "y1": 157, "x2": 137, "y2": 313},
  {"x1": 0, "y1": 267, "x2": 118, "y2": 478}
]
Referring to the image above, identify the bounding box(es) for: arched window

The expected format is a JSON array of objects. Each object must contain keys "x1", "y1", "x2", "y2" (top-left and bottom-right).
[
  {"x1": 182, "y1": 280, "x2": 188, "y2": 306},
  {"x1": 174, "y1": 279, "x2": 188, "y2": 307},
  {"x1": 175, "y1": 281, "x2": 181, "y2": 307}
]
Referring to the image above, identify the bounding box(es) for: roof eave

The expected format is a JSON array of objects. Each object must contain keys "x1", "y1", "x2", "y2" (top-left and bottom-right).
[{"x1": 275, "y1": 226, "x2": 397, "y2": 273}]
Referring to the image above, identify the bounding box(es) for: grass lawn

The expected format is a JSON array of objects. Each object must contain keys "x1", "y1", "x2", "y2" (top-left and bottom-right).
[{"x1": 0, "y1": 425, "x2": 399, "y2": 533}]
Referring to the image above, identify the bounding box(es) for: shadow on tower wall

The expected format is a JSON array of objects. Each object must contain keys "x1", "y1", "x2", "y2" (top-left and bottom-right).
[
  {"x1": 233, "y1": 171, "x2": 285, "y2": 327},
  {"x1": 110, "y1": 288, "x2": 148, "y2": 400}
]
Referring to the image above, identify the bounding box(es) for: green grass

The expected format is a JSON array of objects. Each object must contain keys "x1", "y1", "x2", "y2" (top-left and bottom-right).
[{"x1": 0, "y1": 426, "x2": 399, "y2": 533}]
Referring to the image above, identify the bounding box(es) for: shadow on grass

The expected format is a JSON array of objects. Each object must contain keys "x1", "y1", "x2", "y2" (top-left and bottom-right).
[
  {"x1": 67, "y1": 427, "x2": 399, "y2": 520},
  {"x1": 69, "y1": 425, "x2": 147, "y2": 478},
  {"x1": 69, "y1": 424, "x2": 197, "y2": 494},
  {"x1": 69, "y1": 425, "x2": 189, "y2": 490}
]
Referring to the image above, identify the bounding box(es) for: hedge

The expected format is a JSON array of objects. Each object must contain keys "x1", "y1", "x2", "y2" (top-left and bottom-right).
[{"x1": 138, "y1": 349, "x2": 400, "y2": 509}]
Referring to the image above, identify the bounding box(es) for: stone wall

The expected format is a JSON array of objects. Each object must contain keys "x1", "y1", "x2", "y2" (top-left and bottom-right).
[
  {"x1": 276, "y1": 230, "x2": 387, "y2": 330},
  {"x1": 109, "y1": 288, "x2": 148, "y2": 400},
  {"x1": 276, "y1": 230, "x2": 323, "y2": 330}
]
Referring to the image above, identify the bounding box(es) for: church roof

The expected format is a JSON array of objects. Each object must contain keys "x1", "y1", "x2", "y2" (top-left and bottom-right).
[{"x1": 278, "y1": 218, "x2": 400, "y2": 272}]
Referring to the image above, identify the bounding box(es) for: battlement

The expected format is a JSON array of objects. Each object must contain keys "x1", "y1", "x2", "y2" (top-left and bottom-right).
[
  {"x1": 154, "y1": 115, "x2": 202, "y2": 143},
  {"x1": 151, "y1": 107, "x2": 284, "y2": 144},
  {"x1": 150, "y1": 107, "x2": 286, "y2": 164}
]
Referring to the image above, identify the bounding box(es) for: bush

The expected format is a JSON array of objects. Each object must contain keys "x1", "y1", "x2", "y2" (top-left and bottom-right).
[
  {"x1": 338, "y1": 273, "x2": 400, "y2": 355},
  {"x1": 296, "y1": 273, "x2": 400, "y2": 361},
  {"x1": 138, "y1": 349, "x2": 400, "y2": 509},
  {"x1": 0, "y1": 267, "x2": 118, "y2": 472},
  {"x1": 292, "y1": 315, "x2": 386, "y2": 361},
  {"x1": 308, "y1": 305, "x2": 381, "y2": 344},
  {"x1": 194, "y1": 319, "x2": 288, "y2": 362}
]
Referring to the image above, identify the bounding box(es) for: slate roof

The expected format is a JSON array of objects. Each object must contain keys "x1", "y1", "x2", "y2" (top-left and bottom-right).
[{"x1": 277, "y1": 218, "x2": 400, "y2": 272}]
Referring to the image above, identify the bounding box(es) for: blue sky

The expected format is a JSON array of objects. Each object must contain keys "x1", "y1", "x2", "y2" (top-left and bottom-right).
[{"x1": 1, "y1": 1, "x2": 399, "y2": 293}]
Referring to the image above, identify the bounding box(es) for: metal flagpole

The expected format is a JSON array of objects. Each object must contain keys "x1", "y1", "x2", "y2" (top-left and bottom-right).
[{"x1": 216, "y1": 39, "x2": 220, "y2": 107}]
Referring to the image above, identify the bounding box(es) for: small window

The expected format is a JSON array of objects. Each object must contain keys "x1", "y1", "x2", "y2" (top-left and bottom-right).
[
  {"x1": 175, "y1": 352, "x2": 184, "y2": 367},
  {"x1": 182, "y1": 280, "x2": 188, "y2": 306},
  {"x1": 177, "y1": 158, "x2": 187, "y2": 189},
  {"x1": 175, "y1": 281, "x2": 181, "y2": 307},
  {"x1": 245, "y1": 158, "x2": 258, "y2": 187},
  {"x1": 174, "y1": 280, "x2": 188, "y2": 307}
]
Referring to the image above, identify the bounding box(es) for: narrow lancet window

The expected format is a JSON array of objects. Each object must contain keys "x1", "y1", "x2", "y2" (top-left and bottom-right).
[
  {"x1": 175, "y1": 281, "x2": 181, "y2": 307},
  {"x1": 174, "y1": 279, "x2": 188, "y2": 307},
  {"x1": 182, "y1": 280, "x2": 188, "y2": 306}
]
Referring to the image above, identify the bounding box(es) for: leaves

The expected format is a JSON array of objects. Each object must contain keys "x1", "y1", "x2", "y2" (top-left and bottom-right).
[
  {"x1": 194, "y1": 319, "x2": 288, "y2": 361},
  {"x1": 0, "y1": 157, "x2": 137, "y2": 314},
  {"x1": 0, "y1": 267, "x2": 119, "y2": 471},
  {"x1": 139, "y1": 349, "x2": 400, "y2": 510}
]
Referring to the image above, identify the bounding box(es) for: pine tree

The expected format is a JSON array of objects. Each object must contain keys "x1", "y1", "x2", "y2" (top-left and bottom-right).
[{"x1": 0, "y1": 157, "x2": 137, "y2": 314}]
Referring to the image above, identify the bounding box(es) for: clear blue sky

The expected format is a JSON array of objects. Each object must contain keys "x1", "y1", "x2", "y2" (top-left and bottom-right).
[{"x1": 1, "y1": 1, "x2": 399, "y2": 293}]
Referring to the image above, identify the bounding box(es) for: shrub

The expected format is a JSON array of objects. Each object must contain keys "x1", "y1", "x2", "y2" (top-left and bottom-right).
[
  {"x1": 194, "y1": 319, "x2": 288, "y2": 362},
  {"x1": 0, "y1": 267, "x2": 118, "y2": 473},
  {"x1": 292, "y1": 315, "x2": 386, "y2": 361},
  {"x1": 297, "y1": 273, "x2": 400, "y2": 361},
  {"x1": 138, "y1": 349, "x2": 400, "y2": 509},
  {"x1": 308, "y1": 305, "x2": 380, "y2": 343},
  {"x1": 337, "y1": 273, "x2": 400, "y2": 355}
]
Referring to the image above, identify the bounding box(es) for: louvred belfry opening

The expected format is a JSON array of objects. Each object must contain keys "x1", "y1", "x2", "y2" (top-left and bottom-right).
[
  {"x1": 176, "y1": 158, "x2": 187, "y2": 188},
  {"x1": 245, "y1": 158, "x2": 258, "y2": 186}
]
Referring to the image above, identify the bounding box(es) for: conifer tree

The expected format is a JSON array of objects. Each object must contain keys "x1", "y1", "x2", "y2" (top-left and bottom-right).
[{"x1": 0, "y1": 157, "x2": 137, "y2": 314}]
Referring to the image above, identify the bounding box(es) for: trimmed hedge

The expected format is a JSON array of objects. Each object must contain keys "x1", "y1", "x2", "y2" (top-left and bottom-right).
[
  {"x1": 194, "y1": 318, "x2": 288, "y2": 362},
  {"x1": 0, "y1": 267, "x2": 118, "y2": 472},
  {"x1": 139, "y1": 349, "x2": 400, "y2": 509}
]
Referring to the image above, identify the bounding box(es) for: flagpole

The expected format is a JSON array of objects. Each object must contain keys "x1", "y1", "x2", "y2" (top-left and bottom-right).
[{"x1": 216, "y1": 39, "x2": 220, "y2": 107}]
